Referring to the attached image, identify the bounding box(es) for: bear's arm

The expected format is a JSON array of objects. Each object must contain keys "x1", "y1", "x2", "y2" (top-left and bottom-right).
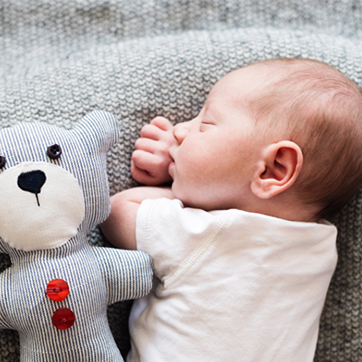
[
  {"x1": 0, "y1": 270, "x2": 13, "y2": 329},
  {"x1": 91, "y1": 247, "x2": 153, "y2": 305}
]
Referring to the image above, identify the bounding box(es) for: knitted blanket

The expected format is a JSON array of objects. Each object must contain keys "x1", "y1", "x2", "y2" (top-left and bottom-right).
[{"x1": 1, "y1": 1, "x2": 362, "y2": 361}]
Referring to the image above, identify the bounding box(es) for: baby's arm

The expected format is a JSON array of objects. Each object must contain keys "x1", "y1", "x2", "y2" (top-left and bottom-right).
[
  {"x1": 131, "y1": 116, "x2": 177, "y2": 185},
  {"x1": 101, "y1": 117, "x2": 176, "y2": 249},
  {"x1": 100, "y1": 186, "x2": 174, "y2": 250}
]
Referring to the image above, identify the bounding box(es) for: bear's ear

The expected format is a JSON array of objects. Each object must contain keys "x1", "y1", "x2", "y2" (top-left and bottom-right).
[
  {"x1": 0, "y1": 239, "x2": 7, "y2": 253},
  {"x1": 73, "y1": 111, "x2": 121, "y2": 153}
]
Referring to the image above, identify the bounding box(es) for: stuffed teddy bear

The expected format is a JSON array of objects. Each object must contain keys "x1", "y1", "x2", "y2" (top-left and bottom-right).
[{"x1": 0, "y1": 110, "x2": 153, "y2": 361}]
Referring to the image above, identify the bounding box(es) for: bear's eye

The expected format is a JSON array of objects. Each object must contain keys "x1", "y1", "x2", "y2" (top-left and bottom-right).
[
  {"x1": 0, "y1": 156, "x2": 5, "y2": 169},
  {"x1": 47, "y1": 144, "x2": 62, "y2": 159}
]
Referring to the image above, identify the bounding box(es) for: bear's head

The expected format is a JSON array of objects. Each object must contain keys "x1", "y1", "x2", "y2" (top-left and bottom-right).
[{"x1": 0, "y1": 110, "x2": 120, "y2": 252}]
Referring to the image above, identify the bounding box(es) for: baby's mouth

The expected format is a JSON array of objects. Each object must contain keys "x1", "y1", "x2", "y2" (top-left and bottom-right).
[
  {"x1": 168, "y1": 150, "x2": 175, "y2": 164},
  {"x1": 168, "y1": 151, "x2": 175, "y2": 178},
  {"x1": 168, "y1": 163, "x2": 175, "y2": 179}
]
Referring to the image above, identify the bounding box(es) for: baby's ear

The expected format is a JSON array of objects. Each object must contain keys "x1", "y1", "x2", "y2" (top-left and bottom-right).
[{"x1": 250, "y1": 141, "x2": 303, "y2": 199}]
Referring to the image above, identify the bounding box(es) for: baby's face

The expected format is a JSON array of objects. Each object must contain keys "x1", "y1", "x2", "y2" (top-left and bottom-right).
[{"x1": 168, "y1": 64, "x2": 272, "y2": 211}]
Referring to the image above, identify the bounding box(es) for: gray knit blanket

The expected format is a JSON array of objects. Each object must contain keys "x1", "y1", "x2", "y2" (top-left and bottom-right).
[{"x1": 1, "y1": 1, "x2": 362, "y2": 361}]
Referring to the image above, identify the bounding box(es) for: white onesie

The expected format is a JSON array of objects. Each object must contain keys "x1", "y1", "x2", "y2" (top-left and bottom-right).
[{"x1": 128, "y1": 198, "x2": 337, "y2": 362}]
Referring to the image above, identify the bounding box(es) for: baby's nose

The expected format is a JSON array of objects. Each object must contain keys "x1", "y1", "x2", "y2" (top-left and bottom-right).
[{"x1": 173, "y1": 122, "x2": 189, "y2": 144}]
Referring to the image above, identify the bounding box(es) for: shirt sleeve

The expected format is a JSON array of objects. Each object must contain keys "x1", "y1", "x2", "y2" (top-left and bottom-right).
[{"x1": 136, "y1": 198, "x2": 220, "y2": 280}]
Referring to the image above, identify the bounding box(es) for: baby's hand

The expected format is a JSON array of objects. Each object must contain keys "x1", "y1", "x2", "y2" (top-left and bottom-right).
[{"x1": 131, "y1": 117, "x2": 176, "y2": 185}]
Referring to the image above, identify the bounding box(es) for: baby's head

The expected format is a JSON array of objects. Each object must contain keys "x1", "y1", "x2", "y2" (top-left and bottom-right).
[
  {"x1": 169, "y1": 58, "x2": 362, "y2": 221},
  {"x1": 248, "y1": 58, "x2": 362, "y2": 219}
]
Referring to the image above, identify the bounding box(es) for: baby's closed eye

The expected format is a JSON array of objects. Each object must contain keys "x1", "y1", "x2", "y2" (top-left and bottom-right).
[{"x1": 199, "y1": 117, "x2": 216, "y2": 131}]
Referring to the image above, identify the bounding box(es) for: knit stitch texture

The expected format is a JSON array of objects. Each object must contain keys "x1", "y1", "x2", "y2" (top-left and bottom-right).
[{"x1": 1, "y1": 0, "x2": 362, "y2": 360}]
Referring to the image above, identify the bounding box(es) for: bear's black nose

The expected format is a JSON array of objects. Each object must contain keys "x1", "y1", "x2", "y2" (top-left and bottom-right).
[{"x1": 18, "y1": 170, "x2": 46, "y2": 206}]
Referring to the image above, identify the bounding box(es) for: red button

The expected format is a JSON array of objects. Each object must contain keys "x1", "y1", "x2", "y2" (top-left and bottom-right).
[
  {"x1": 52, "y1": 308, "x2": 75, "y2": 330},
  {"x1": 46, "y1": 279, "x2": 69, "y2": 302}
]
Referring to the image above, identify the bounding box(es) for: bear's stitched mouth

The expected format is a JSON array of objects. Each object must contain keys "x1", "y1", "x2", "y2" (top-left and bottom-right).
[{"x1": 17, "y1": 170, "x2": 47, "y2": 207}]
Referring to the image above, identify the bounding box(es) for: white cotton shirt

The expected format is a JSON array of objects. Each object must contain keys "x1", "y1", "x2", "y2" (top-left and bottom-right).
[{"x1": 128, "y1": 198, "x2": 338, "y2": 362}]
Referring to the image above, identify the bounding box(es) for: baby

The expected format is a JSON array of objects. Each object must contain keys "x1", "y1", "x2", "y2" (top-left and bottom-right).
[{"x1": 101, "y1": 58, "x2": 362, "y2": 361}]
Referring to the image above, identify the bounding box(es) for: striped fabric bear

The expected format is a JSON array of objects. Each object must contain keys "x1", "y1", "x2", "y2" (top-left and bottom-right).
[{"x1": 0, "y1": 110, "x2": 153, "y2": 361}]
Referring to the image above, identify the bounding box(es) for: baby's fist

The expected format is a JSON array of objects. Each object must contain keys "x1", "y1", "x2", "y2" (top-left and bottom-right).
[{"x1": 131, "y1": 117, "x2": 176, "y2": 186}]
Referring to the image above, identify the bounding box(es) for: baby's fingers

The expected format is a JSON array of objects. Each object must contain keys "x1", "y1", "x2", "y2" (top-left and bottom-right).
[
  {"x1": 140, "y1": 123, "x2": 164, "y2": 140},
  {"x1": 134, "y1": 138, "x2": 160, "y2": 153},
  {"x1": 131, "y1": 161, "x2": 172, "y2": 186},
  {"x1": 132, "y1": 150, "x2": 172, "y2": 185},
  {"x1": 132, "y1": 150, "x2": 157, "y2": 172},
  {"x1": 150, "y1": 116, "x2": 174, "y2": 131},
  {"x1": 131, "y1": 163, "x2": 157, "y2": 185},
  {"x1": 140, "y1": 117, "x2": 174, "y2": 140}
]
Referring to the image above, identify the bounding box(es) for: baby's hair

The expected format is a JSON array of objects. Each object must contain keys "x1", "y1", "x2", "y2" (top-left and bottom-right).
[{"x1": 249, "y1": 58, "x2": 362, "y2": 219}]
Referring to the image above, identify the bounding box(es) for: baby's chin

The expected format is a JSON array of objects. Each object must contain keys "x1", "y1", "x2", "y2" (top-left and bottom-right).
[
  {"x1": 171, "y1": 185, "x2": 196, "y2": 208},
  {"x1": 172, "y1": 189, "x2": 215, "y2": 211}
]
